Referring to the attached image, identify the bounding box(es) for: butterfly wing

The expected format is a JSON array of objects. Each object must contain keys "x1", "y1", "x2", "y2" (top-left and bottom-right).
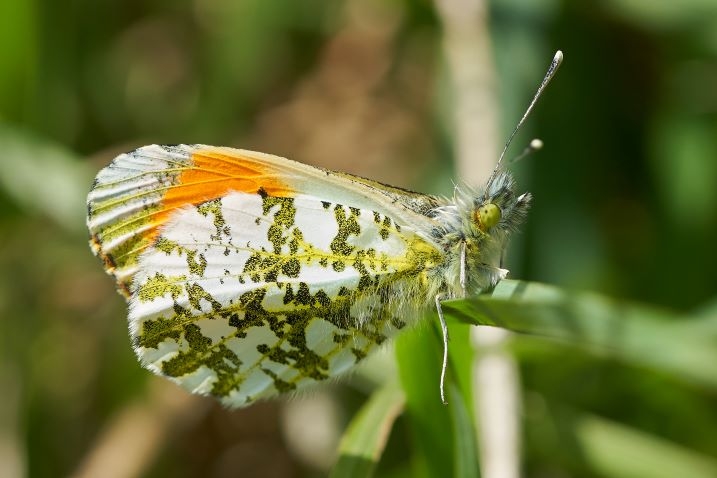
[
  {"x1": 87, "y1": 144, "x2": 444, "y2": 406},
  {"x1": 87, "y1": 144, "x2": 441, "y2": 294}
]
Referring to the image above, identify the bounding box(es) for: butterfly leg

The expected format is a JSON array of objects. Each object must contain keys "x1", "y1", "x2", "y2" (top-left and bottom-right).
[
  {"x1": 460, "y1": 240, "x2": 467, "y2": 295},
  {"x1": 435, "y1": 293, "x2": 449, "y2": 405}
]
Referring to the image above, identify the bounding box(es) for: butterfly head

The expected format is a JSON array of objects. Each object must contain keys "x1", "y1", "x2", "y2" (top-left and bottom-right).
[
  {"x1": 472, "y1": 170, "x2": 531, "y2": 236},
  {"x1": 429, "y1": 169, "x2": 531, "y2": 295}
]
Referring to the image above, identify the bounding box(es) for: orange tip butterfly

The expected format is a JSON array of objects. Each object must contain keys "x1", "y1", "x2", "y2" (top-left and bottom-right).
[{"x1": 87, "y1": 51, "x2": 562, "y2": 407}]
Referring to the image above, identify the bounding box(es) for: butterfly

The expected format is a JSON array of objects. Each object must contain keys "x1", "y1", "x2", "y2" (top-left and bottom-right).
[{"x1": 86, "y1": 51, "x2": 562, "y2": 408}]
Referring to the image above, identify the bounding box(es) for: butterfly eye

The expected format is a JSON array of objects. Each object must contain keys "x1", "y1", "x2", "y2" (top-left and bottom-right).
[{"x1": 476, "y1": 203, "x2": 501, "y2": 231}]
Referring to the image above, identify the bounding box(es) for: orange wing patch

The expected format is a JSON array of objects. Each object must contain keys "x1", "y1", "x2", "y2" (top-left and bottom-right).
[
  {"x1": 87, "y1": 145, "x2": 298, "y2": 296},
  {"x1": 165, "y1": 149, "x2": 294, "y2": 207},
  {"x1": 155, "y1": 148, "x2": 295, "y2": 227}
]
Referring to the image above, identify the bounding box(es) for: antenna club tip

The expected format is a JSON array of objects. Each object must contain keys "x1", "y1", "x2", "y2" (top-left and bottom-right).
[
  {"x1": 554, "y1": 50, "x2": 564, "y2": 60},
  {"x1": 529, "y1": 139, "x2": 544, "y2": 150}
]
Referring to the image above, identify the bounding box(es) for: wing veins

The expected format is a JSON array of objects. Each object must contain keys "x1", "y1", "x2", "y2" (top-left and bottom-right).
[{"x1": 139, "y1": 295, "x2": 359, "y2": 395}]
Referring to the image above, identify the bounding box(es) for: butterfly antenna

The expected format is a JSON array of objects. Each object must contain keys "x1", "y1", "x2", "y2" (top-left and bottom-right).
[
  {"x1": 492, "y1": 50, "x2": 563, "y2": 176},
  {"x1": 508, "y1": 138, "x2": 543, "y2": 165}
]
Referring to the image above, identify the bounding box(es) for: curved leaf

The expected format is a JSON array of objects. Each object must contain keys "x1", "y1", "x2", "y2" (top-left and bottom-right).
[
  {"x1": 442, "y1": 280, "x2": 717, "y2": 389},
  {"x1": 330, "y1": 381, "x2": 405, "y2": 478}
]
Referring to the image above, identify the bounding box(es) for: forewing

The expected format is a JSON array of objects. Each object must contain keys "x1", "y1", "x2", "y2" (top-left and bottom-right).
[{"x1": 87, "y1": 144, "x2": 440, "y2": 295}]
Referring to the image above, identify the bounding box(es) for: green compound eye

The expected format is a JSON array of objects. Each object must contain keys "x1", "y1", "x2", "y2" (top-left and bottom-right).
[{"x1": 476, "y1": 203, "x2": 501, "y2": 230}]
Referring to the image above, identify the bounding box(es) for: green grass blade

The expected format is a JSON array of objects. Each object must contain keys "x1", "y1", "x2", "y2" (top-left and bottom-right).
[
  {"x1": 330, "y1": 381, "x2": 405, "y2": 478},
  {"x1": 448, "y1": 382, "x2": 481, "y2": 478},
  {"x1": 0, "y1": 124, "x2": 92, "y2": 233},
  {"x1": 442, "y1": 280, "x2": 717, "y2": 389},
  {"x1": 395, "y1": 325, "x2": 455, "y2": 478},
  {"x1": 576, "y1": 413, "x2": 717, "y2": 478}
]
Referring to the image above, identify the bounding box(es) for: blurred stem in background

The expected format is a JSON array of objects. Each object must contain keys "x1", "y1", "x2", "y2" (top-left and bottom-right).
[{"x1": 433, "y1": 0, "x2": 521, "y2": 477}]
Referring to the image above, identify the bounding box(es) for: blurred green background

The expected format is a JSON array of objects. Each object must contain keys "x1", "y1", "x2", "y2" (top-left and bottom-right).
[{"x1": 1, "y1": 0, "x2": 716, "y2": 477}]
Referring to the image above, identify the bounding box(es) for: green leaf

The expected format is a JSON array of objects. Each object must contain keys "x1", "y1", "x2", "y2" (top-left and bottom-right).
[
  {"x1": 445, "y1": 322, "x2": 480, "y2": 477},
  {"x1": 0, "y1": 123, "x2": 92, "y2": 234},
  {"x1": 442, "y1": 280, "x2": 717, "y2": 389},
  {"x1": 395, "y1": 309, "x2": 479, "y2": 478},
  {"x1": 330, "y1": 381, "x2": 405, "y2": 478},
  {"x1": 448, "y1": 382, "x2": 481, "y2": 478},
  {"x1": 395, "y1": 325, "x2": 455, "y2": 478},
  {"x1": 445, "y1": 321, "x2": 475, "y2": 416},
  {"x1": 576, "y1": 413, "x2": 717, "y2": 478}
]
